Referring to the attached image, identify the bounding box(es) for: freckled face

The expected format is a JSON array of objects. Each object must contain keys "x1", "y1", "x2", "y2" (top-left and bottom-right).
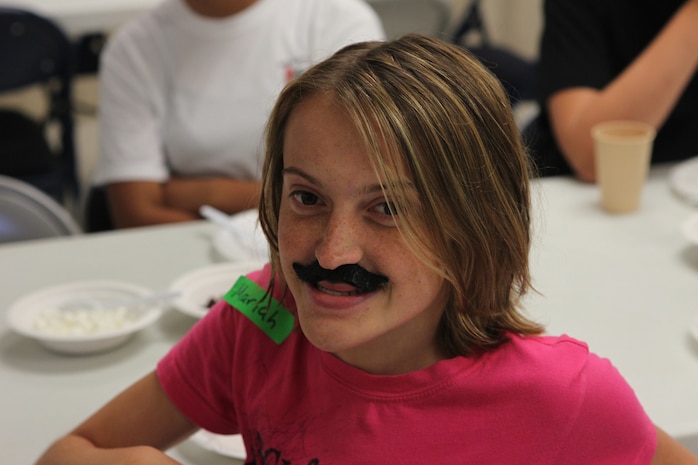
[{"x1": 277, "y1": 94, "x2": 447, "y2": 374}]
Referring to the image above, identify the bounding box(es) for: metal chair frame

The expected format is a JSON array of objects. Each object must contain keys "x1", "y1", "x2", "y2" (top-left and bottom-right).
[
  {"x1": 0, "y1": 174, "x2": 81, "y2": 243},
  {"x1": 451, "y1": 0, "x2": 537, "y2": 103}
]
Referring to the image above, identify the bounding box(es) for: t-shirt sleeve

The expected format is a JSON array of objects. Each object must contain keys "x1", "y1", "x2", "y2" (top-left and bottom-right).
[
  {"x1": 156, "y1": 265, "x2": 275, "y2": 434},
  {"x1": 555, "y1": 351, "x2": 657, "y2": 464},
  {"x1": 157, "y1": 300, "x2": 240, "y2": 434},
  {"x1": 94, "y1": 24, "x2": 169, "y2": 185}
]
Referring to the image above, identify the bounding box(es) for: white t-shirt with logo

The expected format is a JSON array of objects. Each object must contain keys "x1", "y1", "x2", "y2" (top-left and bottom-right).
[{"x1": 94, "y1": 0, "x2": 384, "y2": 185}]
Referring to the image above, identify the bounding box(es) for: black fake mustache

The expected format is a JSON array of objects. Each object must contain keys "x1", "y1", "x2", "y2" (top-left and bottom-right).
[{"x1": 292, "y1": 261, "x2": 389, "y2": 293}]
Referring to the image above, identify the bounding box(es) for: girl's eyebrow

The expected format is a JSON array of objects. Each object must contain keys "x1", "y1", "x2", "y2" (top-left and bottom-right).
[
  {"x1": 282, "y1": 167, "x2": 321, "y2": 187},
  {"x1": 282, "y1": 166, "x2": 415, "y2": 195}
]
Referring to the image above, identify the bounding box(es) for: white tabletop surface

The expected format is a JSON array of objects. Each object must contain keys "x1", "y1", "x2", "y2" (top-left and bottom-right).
[
  {"x1": 526, "y1": 164, "x2": 698, "y2": 450},
  {"x1": 0, "y1": 221, "x2": 246, "y2": 464},
  {"x1": 2, "y1": 164, "x2": 697, "y2": 463}
]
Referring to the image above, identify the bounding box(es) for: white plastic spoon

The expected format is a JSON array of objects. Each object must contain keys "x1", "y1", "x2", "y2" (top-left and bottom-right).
[
  {"x1": 200, "y1": 205, "x2": 235, "y2": 232},
  {"x1": 58, "y1": 289, "x2": 181, "y2": 314}
]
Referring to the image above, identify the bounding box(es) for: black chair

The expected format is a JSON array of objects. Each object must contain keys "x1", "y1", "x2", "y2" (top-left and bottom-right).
[
  {"x1": 84, "y1": 185, "x2": 115, "y2": 232},
  {"x1": 0, "y1": 7, "x2": 79, "y2": 205},
  {"x1": 451, "y1": 0, "x2": 537, "y2": 105}
]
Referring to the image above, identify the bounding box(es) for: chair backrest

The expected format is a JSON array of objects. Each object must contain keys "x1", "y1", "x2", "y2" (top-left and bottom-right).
[
  {"x1": 0, "y1": 7, "x2": 79, "y2": 203},
  {"x1": 451, "y1": 0, "x2": 537, "y2": 104},
  {"x1": 0, "y1": 174, "x2": 82, "y2": 243}
]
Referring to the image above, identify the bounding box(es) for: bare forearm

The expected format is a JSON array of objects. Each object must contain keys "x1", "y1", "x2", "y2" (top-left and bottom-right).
[
  {"x1": 35, "y1": 436, "x2": 182, "y2": 465},
  {"x1": 35, "y1": 372, "x2": 196, "y2": 465},
  {"x1": 549, "y1": 0, "x2": 698, "y2": 181},
  {"x1": 651, "y1": 426, "x2": 698, "y2": 464},
  {"x1": 598, "y1": 0, "x2": 698, "y2": 125},
  {"x1": 107, "y1": 182, "x2": 198, "y2": 228},
  {"x1": 106, "y1": 177, "x2": 259, "y2": 229},
  {"x1": 164, "y1": 177, "x2": 260, "y2": 215}
]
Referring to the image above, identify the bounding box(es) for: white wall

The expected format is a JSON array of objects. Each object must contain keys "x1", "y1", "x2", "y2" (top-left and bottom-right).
[
  {"x1": 368, "y1": 0, "x2": 544, "y2": 60},
  {"x1": 446, "y1": 0, "x2": 544, "y2": 60}
]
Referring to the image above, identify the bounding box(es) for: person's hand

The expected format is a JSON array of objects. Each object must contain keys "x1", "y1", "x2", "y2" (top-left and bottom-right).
[
  {"x1": 34, "y1": 372, "x2": 198, "y2": 465},
  {"x1": 35, "y1": 440, "x2": 187, "y2": 465}
]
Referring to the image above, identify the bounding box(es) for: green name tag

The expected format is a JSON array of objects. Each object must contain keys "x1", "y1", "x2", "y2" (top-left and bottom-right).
[{"x1": 223, "y1": 276, "x2": 295, "y2": 344}]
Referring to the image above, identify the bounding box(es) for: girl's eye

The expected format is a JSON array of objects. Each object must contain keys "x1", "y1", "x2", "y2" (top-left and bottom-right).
[
  {"x1": 291, "y1": 190, "x2": 319, "y2": 206},
  {"x1": 374, "y1": 201, "x2": 398, "y2": 217}
]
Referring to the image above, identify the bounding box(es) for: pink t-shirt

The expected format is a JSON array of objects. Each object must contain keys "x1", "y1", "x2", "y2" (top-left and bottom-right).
[{"x1": 157, "y1": 265, "x2": 656, "y2": 464}]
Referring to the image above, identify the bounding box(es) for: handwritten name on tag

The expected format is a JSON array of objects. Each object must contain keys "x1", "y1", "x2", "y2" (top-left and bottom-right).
[{"x1": 223, "y1": 276, "x2": 294, "y2": 344}]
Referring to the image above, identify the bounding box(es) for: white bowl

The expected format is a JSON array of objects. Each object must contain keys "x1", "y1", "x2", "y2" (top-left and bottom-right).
[
  {"x1": 169, "y1": 261, "x2": 264, "y2": 319},
  {"x1": 6, "y1": 280, "x2": 162, "y2": 355}
]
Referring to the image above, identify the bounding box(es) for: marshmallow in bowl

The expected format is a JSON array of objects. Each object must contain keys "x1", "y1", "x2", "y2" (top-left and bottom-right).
[{"x1": 33, "y1": 307, "x2": 133, "y2": 335}]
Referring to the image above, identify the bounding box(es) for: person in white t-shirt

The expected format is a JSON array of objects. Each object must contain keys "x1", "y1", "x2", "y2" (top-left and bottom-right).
[{"x1": 86, "y1": 0, "x2": 384, "y2": 230}]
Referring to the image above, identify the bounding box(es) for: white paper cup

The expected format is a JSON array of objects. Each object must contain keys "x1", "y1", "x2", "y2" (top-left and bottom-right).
[{"x1": 592, "y1": 121, "x2": 656, "y2": 213}]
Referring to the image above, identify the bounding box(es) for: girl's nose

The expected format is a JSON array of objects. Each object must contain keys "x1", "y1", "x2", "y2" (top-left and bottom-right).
[{"x1": 315, "y1": 214, "x2": 364, "y2": 270}]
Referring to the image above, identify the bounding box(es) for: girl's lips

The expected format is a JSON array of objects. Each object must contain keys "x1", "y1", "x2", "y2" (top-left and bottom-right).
[
  {"x1": 316, "y1": 281, "x2": 360, "y2": 295},
  {"x1": 305, "y1": 281, "x2": 375, "y2": 310}
]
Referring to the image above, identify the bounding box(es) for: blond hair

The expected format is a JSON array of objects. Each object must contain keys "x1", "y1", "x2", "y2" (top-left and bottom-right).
[{"x1": 260, "y1": 34, "x2": 542, "y2": 356}]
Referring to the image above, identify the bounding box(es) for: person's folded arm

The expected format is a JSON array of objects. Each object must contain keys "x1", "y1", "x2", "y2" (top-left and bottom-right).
[
  {"x1": 107, "y1": 181, "x2": 197, "y2": 228},
  {"x1": 107, "y1": 177, "x2": 260, "y2": 229},
  {"x1": 548, "y1": 0, "x2": 698, "y2": 182},
  {"x1": 34, "y1": 371, "x2": 197, "y2": 465},
  {"x1": 163, "y1": 176, "x2": 260, "y2": 217}
]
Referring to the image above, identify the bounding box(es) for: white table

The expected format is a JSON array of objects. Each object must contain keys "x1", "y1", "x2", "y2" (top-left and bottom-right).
[
  {"x1": 0, "y1": 221, "x2": 245, "y2": 465},
  {"x1": 1, "y1": 164, "x2": 697, "y2": 464},
  {"x1": 526, "y1": 164, "x2": 698, "y2": 450}
]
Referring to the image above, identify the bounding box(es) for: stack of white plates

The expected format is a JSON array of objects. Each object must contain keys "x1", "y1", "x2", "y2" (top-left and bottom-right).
[{"x1": 168, "y1": 261, "x2": 264, "y2": 319}]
